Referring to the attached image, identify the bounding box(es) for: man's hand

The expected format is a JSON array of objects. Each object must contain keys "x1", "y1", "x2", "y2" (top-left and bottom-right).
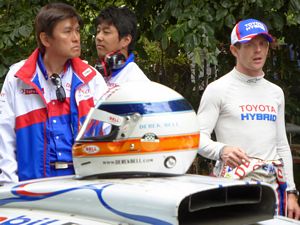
[
  {"x1": 220, "y1": 146, "x2": 250, "y2": 168},
  {"x1": 287, "y1": 193, "x2": 300, "y2": 220}
]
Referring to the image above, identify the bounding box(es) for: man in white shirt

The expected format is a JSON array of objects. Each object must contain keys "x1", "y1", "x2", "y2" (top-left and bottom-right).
[
  {"x1": 94, "y1": 6, "x2": 149, "y2": 85},
  {"x1": 197, "y1": 18, "x2": 300, "y2": 220}
]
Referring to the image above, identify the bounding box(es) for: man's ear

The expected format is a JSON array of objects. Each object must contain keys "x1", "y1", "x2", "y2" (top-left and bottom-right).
[
  {"x1": 121, "y1": 34, "x2": 132, "y2": 49},
  {"x1": 40, "y1": 32, "x2": 51, "y2": 47},
  {"x1": 230, "y1": 44, "x2": 238, "y2": 58}
]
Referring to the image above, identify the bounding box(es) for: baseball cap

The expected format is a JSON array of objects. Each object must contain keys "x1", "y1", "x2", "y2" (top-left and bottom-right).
[{"x1": 231, "y1": 18, "x2": 273, "y2": 45}]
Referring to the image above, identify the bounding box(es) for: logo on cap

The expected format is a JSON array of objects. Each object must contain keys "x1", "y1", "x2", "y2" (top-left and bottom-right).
[{"x1": 231, "y1": 18, "x2": 273, "y2": 45}]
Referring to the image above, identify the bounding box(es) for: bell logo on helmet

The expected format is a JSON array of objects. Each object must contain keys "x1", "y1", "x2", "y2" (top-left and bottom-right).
[
  {"x1": 83, "y1": 145, "x2": 100, "y2": 154},
  {"x1": 109, "y1": 115, "x2": 121, "y2": 123}
]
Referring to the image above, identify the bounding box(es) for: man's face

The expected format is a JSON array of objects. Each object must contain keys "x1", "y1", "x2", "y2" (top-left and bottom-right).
[
  {"x1": 95, "y1": 22, "x2": 128, "y2": 59},
  {"x1": 46, "y1": 17, "x2": 81, "y2": 59},
  {"x1": 231, "y1": 35, "x2": 269, "y2": 76}
]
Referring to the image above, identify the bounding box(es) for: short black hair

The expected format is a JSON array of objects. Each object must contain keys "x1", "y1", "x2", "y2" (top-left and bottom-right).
[{"x1": 95, "y1": 6, "x2": 137, "y2": 53}]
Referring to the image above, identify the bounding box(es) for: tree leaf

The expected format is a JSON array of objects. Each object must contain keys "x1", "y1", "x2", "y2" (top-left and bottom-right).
[
  {"x1": 18, "y1": 25, "x2": 32, "y2": 38},
  {"x1": 169, "y1": 0, "x2": 179, "y2": 10},
  {"x1": 183, "y1": 0, "x2": 192, "y2": 6},
  {"x1": 202, "y1": 8, "x2": 214, "y2": 22},
  {"x1": 290, "y1": 0, "x2": 300, "y2": 11},
  {"x1": 216, "y1": 8, "x2": 228, "y2": 21},
  {"x1": 3, "y1": 35, "x2": 13, "y2": 47},
  {"x1": 184, "y1": 33, "x2": 194, "y2": 52},
  {"x1": 295, "y1": 13, "x2": 300, "y2": 24},
  {"x1": 153, "y1": 24, "x2": 164, "y2": 40},
  {"x1": 171, "y1": 25, "x2": 185, "y2": 42},
  {"x1": 156, "y1": 11, "x2": 168, "y2": 24},
  {"x1": 271, "y1": 13, "x2": 285, "y2": 30},
  {"x1": 0, "y1": 64, "x2": 8, "y2": 78},
  {"x1": 161, "y1": 33, "x2": 168, "y2": 50},
  {"x1": 171, "y1": 7, "x2": 182, "y2": 18},
  {"x1": 187, "y1": 18, "x2": 198, "y2": 29},
  {"x1": 225, "y1": 14, "x2": 236, "y2": 28},
  {"x1": 203, "y1": 23, "x2": 215, "y2": 36},
  {"x1": 220, "y1": 0, "x2": 232, "y2": 8},
  {"x1": 194, "y1": 47, "x2": 202, "y2": 67}
]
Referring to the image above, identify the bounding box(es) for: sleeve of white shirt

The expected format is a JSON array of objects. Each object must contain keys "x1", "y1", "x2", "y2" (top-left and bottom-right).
[
  {"x1": 109, "y1": 62, "x2": 150, "y2": 84},
  {"x1": 0, "y1": 68, "x2": 19, "y2": 184},
  {"x1": 91, "y1": 68, "x2": 109, "y2": 104},
  {"x1": 197, "y1": 83, "x2": 226, "y2": 160},
  {"x1": 275, "y1": 90, "x2": 296, "y2": 190}
]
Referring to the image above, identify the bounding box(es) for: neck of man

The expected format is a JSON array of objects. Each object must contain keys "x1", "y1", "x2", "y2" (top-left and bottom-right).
[
  {"x1": 235, "y1": 65, "x2": 264, "y2": 77},
  {"x1": 43, "y1": 52, "x2": 67, "y2": 75}
]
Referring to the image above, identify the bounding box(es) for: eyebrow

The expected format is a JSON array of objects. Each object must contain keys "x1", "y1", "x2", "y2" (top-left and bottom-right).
[
  {"x1": 97, "y1": 24, "x2": 111, "y2": 29},
  {"x1": 63, "y1": 23, "x2": 80, "y2": 30}
]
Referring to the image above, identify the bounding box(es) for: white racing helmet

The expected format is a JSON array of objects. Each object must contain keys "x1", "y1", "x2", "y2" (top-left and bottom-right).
[{"x1": 72, "y1": 81, "x2": 200, "y2": 178}]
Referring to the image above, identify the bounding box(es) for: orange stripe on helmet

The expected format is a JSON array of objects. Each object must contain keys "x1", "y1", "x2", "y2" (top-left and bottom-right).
[{"x1": 72, "y1": 133, "x2": 200, "y2": 157}]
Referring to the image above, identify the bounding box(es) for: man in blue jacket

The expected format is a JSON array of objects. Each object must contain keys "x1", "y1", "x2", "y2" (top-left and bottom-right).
[{"x1": 0, "y1": 3, "x2": 108, "y2": 184}]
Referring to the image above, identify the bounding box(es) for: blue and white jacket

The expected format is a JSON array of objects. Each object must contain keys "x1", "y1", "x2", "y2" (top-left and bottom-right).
[{"x1": 0, "y1": 49, "x2": 108, "y2": 183}]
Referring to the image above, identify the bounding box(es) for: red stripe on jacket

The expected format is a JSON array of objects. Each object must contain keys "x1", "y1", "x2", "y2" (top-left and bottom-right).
[
  {"x1": 16, "y1": 108, "x2": 47, "y2": 130},
  {"x1": 15, "y1": 99, "x2": 73, "y2": 130},
  {"x1": 78, "y1": 97, "x2": 94, "y2": 119}
]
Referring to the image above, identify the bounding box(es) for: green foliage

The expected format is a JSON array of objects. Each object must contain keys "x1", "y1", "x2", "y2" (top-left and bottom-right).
[
  {"x1": 0, "y1": 0, "x2": 40, "y2": 85},
  {"x1": 0, "y1": 0, "x2": 300, "y2": 122},
  {"x1": 133, "y1": 0, "x2": 300, "y2": 116}
]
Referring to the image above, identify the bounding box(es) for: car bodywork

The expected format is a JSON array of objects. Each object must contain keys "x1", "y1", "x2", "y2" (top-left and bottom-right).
[{"x1": 1, "y1": 174, "x2": 297, "y2": 225}]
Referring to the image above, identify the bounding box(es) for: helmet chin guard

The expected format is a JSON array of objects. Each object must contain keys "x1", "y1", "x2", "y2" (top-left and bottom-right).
[{"x1": 72, "y1": 81, "x2": 200, "y2": 178}]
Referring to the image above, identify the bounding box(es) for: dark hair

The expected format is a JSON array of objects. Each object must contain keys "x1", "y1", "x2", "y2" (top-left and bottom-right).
[
  {"x1": 35, "y1": 3, "x2": 83, "y2": 54},
  {"x1": 95, "y1": 6, "x2": 137, "y2": 53},
  {"x1": 234, "y1": 42, "x2": 241, "y2": 48}
]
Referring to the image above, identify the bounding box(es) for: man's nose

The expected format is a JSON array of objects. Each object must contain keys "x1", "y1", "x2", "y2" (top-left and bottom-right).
[
  {"x1": 96, "y1": 31, "x2": 104, "y2": 41},
  {"x1": 73, "y1": 30, "x2": 80, "y2": 41},
  {"x1": 254, "y1": 43, "x2": 262, "y2": 52}
]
